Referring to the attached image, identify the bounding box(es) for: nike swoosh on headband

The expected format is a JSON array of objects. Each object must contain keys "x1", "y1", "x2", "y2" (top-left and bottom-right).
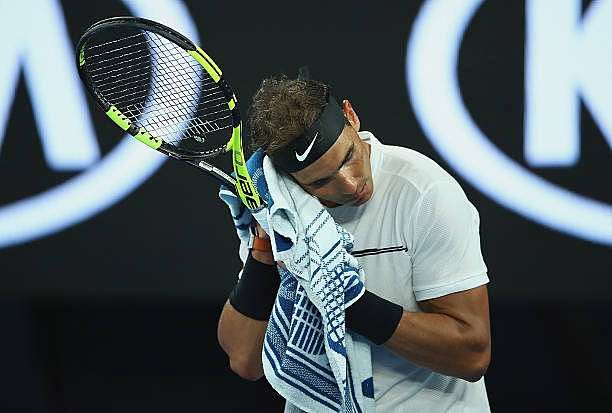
[{"x1": 295, "y1": 131, "x2": 319, "y2": 161}]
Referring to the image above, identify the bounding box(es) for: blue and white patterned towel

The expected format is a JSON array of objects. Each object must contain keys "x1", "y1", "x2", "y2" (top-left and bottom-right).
[{"x1": 219, "y1": 150, "x2": 375, "y2": 413}]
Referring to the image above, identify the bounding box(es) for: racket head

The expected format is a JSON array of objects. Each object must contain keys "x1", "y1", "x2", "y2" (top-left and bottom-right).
[
  {"x1": 76, "y1": 17, "x2": 262, "y2": 208},
  {"x1": 76, "y1": 16, "x2": 235, "y2": 159}
]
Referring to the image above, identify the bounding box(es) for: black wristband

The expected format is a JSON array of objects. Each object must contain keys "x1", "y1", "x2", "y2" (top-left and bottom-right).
[
  {"x1": 345, "y1": 290, "x2": 403, "y2": 345},
  {"x1": 229, "y1": 252, "x2": 280, "y2": 321}
]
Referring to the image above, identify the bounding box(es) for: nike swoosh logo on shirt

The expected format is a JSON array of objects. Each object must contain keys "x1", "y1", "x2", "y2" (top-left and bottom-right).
[{"x1": 295, "y1": 132, "x2": 318, "y2": 161}]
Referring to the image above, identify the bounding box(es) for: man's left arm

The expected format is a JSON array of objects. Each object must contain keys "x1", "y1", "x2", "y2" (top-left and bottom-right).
[
  {"x1": 384, "y1": 285, "x2": 490, "y2": 382},
  {"x1": 346, "y1": 179, "x2": 491, "y2": 382}
]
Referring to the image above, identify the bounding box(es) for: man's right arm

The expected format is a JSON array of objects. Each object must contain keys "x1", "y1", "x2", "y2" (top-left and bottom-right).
[
  {"x1": 217, "y1": 300, "x2": 269, "y2": 381},
  {"x1": 217, "y1": 227, "x2": 277, "y2": 381}
]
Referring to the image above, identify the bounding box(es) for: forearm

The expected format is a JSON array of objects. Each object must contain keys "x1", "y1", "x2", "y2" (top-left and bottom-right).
[
  {"x1": 217, "y1": 300, "x2": 267, "y2": 381},
  {"x1": 347, "y1": 286, "x2": 490, "y2": 382},
  {"x1": 217, "y1": 243, "x2": 277, "y2": 381},
  {"x1": 384, "y1": 310, "x2": 490, "y2": 382}
]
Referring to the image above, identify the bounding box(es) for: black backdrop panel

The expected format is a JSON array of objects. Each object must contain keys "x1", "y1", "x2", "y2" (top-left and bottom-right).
[{"x1": 1, "y1": 0, "x2": 610, "y2": 302}]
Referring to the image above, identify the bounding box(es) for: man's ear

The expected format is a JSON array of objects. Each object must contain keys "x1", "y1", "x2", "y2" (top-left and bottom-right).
[{"x1": 342, "y1": 99, "x2": 361, "y2": 132}]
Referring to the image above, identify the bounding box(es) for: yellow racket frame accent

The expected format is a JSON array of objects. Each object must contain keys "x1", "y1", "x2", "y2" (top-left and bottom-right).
[
  {"x1": 226, "y1": 122, "x2": 263, "y2": 209},
  {"x1": 187, "y1": 49, "x2": 221, "y2": 83},
  {"x1": 134, "y1": 128, "x2": 162, "y2": 150},
  {"x1": 106, "y1": 105, "x2": 132, "y2": 131}
]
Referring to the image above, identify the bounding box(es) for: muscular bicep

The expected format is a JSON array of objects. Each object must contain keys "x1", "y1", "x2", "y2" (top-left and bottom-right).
[{"x1": 419, "y1": 285, "x2": 490, "y2": 341}]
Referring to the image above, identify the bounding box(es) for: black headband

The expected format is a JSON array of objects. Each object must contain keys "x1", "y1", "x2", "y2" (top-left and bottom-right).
[{"x1": 271, "y1": 94, "x2": 345, "y2": 173}]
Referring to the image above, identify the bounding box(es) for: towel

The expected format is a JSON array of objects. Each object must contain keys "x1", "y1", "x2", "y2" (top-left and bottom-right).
[{"x1": 219, "y1": 150, "x2": 375, "y2": 413}]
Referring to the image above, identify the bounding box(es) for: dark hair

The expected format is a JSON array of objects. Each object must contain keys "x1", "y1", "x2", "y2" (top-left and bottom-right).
[{"x1": 247, "y1": 74, "x2": 330, "y2": 155}]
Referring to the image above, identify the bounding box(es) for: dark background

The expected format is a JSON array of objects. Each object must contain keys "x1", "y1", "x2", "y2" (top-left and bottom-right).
[{"x1": 1, "y1": 0, "x2": 610, "y2": 411}]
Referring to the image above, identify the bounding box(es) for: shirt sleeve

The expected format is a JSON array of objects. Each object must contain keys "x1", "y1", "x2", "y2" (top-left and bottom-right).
[{"x1": 410, "y1": 180, "x2": 489, "y2": 301}]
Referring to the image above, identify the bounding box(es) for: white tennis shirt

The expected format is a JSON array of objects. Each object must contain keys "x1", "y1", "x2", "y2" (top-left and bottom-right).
[{"x1": 326, "y1": 131, "x2": 491, "y2": 412}]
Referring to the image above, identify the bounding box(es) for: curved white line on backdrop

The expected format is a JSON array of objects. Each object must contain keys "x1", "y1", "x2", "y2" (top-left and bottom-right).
[
  {"x1": 407, "y1": 0, "x2": 612, "y2": 246},
  {"x1": 0, "y1": 0, "x2": 200, "y2": 248}
]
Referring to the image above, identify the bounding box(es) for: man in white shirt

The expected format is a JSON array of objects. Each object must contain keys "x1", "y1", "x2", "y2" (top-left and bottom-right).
[{"x1": 218, "y1": 75, "x2": 491, "y2": 412}]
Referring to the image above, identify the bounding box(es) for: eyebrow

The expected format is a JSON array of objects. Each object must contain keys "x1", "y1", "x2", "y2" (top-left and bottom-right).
[{"x1": 307, "y1": 142, "x2": 355, "y2": 186}]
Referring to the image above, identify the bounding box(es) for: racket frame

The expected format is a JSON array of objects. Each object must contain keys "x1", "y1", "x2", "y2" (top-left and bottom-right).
[{"x1": 76, "y1": 16, "x2": 262, "y2": 209}]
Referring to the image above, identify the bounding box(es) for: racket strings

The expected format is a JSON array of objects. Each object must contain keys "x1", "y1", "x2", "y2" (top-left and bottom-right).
[
  {"x1": 85, "y1": 29, "x2": 232, "y2": 151},
  {"x1": 124, "y1": 103, "x2": 232, "y2": 141},
  {"x1": 86, "y1": 31, "x2": 144, "y2": 50},
  {"x1": 143, "y1": 34, "x2": 234, "y2": 147}
]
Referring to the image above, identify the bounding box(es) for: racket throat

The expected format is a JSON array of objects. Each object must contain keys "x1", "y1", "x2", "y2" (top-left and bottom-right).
[
  {"x1": 197, "y1": 161, "x2": 236, "y2": 187},
  {"x1": 229, "y1": 124, "x2": 263, "y2": 209}
]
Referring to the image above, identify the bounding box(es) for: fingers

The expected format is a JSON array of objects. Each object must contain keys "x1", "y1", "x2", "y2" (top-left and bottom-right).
[{"x1": 255, "y1": 222, "x2": 269, "y2": 239}]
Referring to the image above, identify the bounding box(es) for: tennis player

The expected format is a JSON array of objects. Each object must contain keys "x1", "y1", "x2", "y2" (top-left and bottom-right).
[{"x1": 218, "y1": 76, "x2": 491, "y2": 412}]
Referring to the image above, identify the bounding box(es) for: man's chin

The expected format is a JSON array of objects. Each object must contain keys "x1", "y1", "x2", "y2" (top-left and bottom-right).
[
  {"x1": 352, "y1": 183, "x2": 373, "y2": 206},
  {"x1": 319, "y1": 198, "x2": 342, "y2": 208},
  {"x1": 352, "y1": 195, "x2": 370, "y2": 206}
]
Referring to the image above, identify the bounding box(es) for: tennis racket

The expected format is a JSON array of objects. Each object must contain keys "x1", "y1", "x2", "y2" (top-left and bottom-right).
[{"x1": 75, "y1": 16, "x2": 262, "y2": 209}]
